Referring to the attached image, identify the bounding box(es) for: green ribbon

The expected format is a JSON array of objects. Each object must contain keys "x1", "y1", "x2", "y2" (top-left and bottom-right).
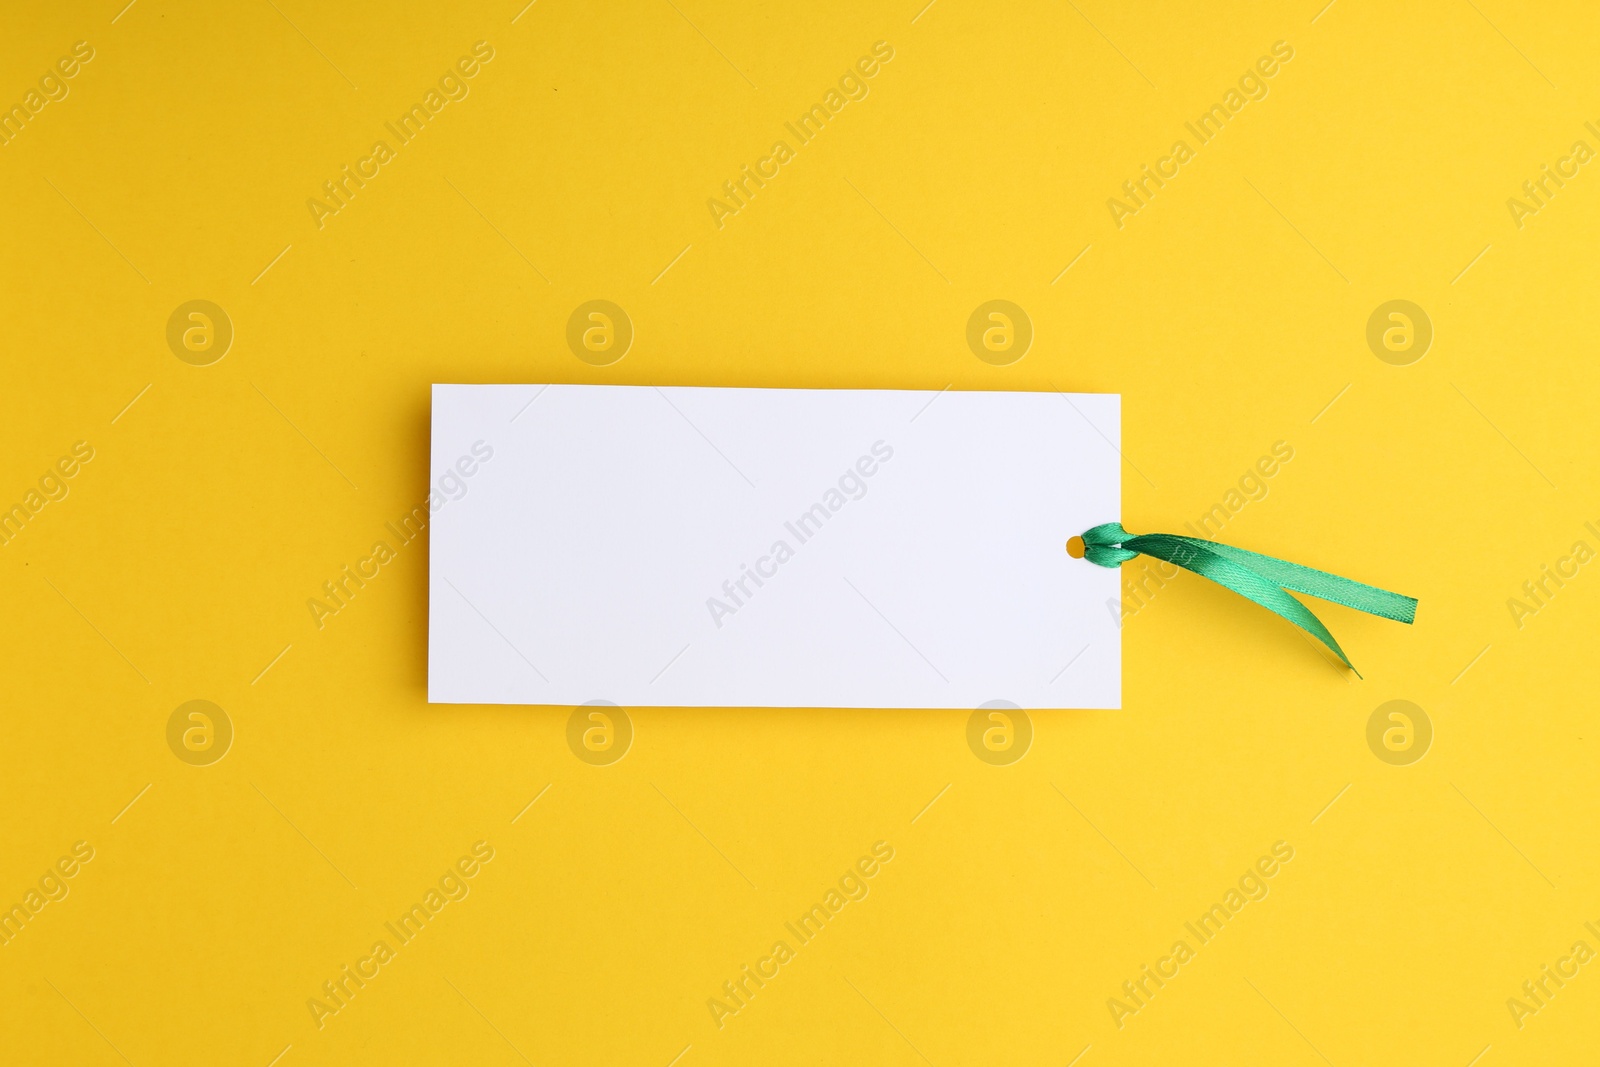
[{"x1": 1077, "y1": 522, "x2": 1416, "y2": 675}]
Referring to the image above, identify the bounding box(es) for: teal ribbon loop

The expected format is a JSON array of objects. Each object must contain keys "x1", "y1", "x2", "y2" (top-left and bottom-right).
[{"x1": 1079, "y1": 522, "x2": 1416, "y2": 675}]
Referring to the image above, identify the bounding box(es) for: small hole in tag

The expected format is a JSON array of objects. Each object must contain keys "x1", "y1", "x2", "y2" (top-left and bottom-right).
[{"x1": 1065, "y1": 536, "x2": 1085, "y2": 559}]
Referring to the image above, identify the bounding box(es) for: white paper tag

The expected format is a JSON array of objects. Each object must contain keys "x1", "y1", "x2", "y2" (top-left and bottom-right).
[{"x1": 428, "y1": 384, "x2": 1121, "y2": 708}]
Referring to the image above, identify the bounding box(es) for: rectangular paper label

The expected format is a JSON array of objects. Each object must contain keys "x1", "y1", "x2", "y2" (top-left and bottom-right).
[{"x1": 428, "y1": 384, "x2": 1121, "y2": 708}]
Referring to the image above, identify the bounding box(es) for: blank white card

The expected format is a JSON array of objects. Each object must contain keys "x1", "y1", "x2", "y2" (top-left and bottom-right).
[{"x1": 428, "y1": 385, "x2": 1120, "y2": 708}]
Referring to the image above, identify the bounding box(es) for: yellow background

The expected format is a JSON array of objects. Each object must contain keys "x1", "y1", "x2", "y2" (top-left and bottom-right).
[{"x1": 3, "y1": 0, "x2": 1598, "y2": 1063}]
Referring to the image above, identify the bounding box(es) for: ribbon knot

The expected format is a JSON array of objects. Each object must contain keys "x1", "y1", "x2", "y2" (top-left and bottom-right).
[
  {"x1": 1078, "y1": 522, "x2": 1140, "y2": 566},
  {"x1": 1072, "y1": 522, "x2": 1416, "y2": 675}
]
